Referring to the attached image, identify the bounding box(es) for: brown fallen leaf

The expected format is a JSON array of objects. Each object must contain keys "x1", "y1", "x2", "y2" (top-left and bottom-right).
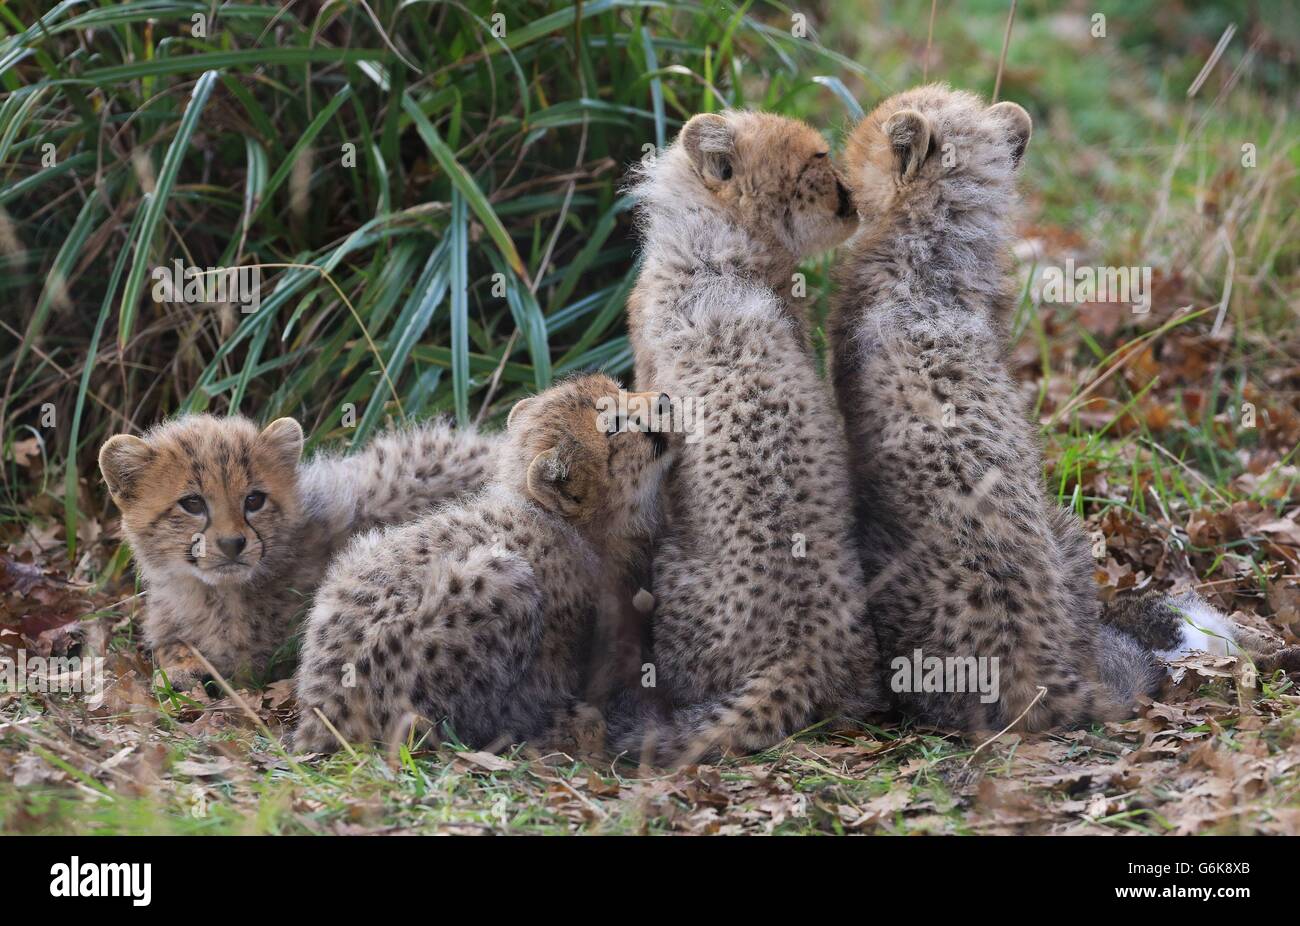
[
  {"x1": 838, "y1": 786, "x2": 912, "y2": 829},
  {"x1": 172, "y1": 757, "x2": 235, "y2": 777},
  {"x1": 584, "y1": 770, "x2": 620, "y2": 797},
  {"x1": 457, "y1": 751, "x2": 516, "y2": 773}
]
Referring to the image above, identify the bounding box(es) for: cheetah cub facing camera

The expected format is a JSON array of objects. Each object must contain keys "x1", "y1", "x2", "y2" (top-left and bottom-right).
[
  {"x1": 292, "y1": 375, "x2": 674, "y2": 754},
  {"x1": 830, "y1": 84, "x2": 1237, "y2": 733},
  {"x1": 620, "y1": 111, "x2": 886, "y2": 763},
  {"x1": 99, "y1": 416, "x2": 500, "y2": 689}
]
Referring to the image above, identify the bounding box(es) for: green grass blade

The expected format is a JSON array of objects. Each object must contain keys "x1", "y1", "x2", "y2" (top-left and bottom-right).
[
  {"x1": 15, "y1": 186, "x2": 101, "y2": 374},
  {"x1": 81, "y1": 48, "x2": 382, "y2": 83},
  {"x1": 117, "y1": 68, "x2": 219, "y2": 349},
  {"x1": 449, "y1": 190, "x2": 470, "y2": 426},
  {"x1": 401, "y1": 92, "x2": 525, "y2": 279},
  {"x1": 65, "y1": 204, "x2": 147, "y2": 558}
]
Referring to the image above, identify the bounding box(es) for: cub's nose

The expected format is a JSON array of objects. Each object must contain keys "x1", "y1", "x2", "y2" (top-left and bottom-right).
[
  {"x1": 217, "y1": 536, "x2": 247, "y2": 561},
  {"x1": 835, "y1": 178, "x2": 855, "y2": 218}
]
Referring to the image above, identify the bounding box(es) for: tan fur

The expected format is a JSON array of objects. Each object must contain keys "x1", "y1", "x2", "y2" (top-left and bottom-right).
[
  {"x1": 291, "y1": 375, "x2": 675, "y2": 753},
  {"x1": 616, "y1": 111, "x2": 885, "y2": 763},
  {"x1": 626, "y1": 109, "x2": 857, "y2": 391},
  {"x1": 829, "y1": 84, "x2": 1161, "y2": 732},
  {"x1": 99, "y1": 415, "x2": 500, "y2": 688}
]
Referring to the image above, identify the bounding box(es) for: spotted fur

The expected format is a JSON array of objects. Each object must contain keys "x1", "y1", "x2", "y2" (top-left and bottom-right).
[
  {"x1": 291, "y1": 375, "x2": 675, "y2": 754},
  {"x1": 618, "y1": 111, "x2": 886, "y2": 763},
  {"x1": 829, "y1": 84, "x2": 1191, "y2": 732},
  {"x1": 99, "y1": 416, "x2": 500, "y2": 688}
]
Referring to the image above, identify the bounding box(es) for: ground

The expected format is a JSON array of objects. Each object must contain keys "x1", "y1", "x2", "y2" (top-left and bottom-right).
[{"x1": 1, "y1": 2, "x2": 1298, "y2": 834}]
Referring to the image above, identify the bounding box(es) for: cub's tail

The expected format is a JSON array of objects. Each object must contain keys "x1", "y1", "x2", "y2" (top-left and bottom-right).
[
  {"x1": 611, "y1": 649, "x2": 884, "y2": 766},
  {"x1": 610, "y1": 679, "x2": 791, "y2": 767},
  {"x1": 1097, "y1": 589, "x2": 1241, "y2": 705},
  {"x1": 1096, "y1": 624, "x2": 1165, "y2": 706},
  {"x1": 1101, "y1": 589, "x2": 1239, "y2": 662}
]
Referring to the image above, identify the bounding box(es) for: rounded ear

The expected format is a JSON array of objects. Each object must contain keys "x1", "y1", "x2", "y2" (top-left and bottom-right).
[
  {"x1": 99, "y1": 434, "x2": 153, "y2": 500},
  {"x1": 259, "y1": 417, "x2": 304, "y2": 469},
  {"x1": 987, "y1": 101, "x2": 1032, "y2": 167},
  {"x1": 526, "y1": 445, "x2": 594, "y2": 520},
  {"x1": 882, "y1": 109, "x2": 932, "y2": 181},
  {"x1": 506, "y1": 396, "x2": 536, "y2": 432},
  {"x1": 680, "y1": 112, "x2": 735, "y2": 182}
]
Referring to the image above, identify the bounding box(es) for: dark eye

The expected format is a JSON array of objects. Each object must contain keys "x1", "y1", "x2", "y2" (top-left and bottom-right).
[
  {"x1": 814, "y1": 151, "x2": 828, "y2": 159},
  {"x1": 244, "y1": 491, "x2": 267, "y2": 512},
  {"x1": 718, "y1": 160, "x2": 733, "y2": 181},
  {"x1": 179, "y1": 495, "x2": 205, "y2": 515}
]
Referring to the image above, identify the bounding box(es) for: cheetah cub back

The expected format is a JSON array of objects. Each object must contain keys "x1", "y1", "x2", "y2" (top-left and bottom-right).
[
  {"x1": 292, "y1": 375, "x2": 674, "y2": 753},
  {"x1": 830, "y1": 84, "x2": 1235, "y2": 732},
  {"x1": 99, "y1": 415, "x2": 500, "y2": 688},
  {"x1": 618, "y1": 110, "x2": 886, "y2": 763}
]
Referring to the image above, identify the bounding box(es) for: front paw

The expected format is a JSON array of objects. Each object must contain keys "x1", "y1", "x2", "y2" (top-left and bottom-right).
[
  {"x1": 153, "y1": 645, "x2": 210, "y2": 692},
  {"x1": 557, "y1": 702, "x2": 608, "y2": 756}
]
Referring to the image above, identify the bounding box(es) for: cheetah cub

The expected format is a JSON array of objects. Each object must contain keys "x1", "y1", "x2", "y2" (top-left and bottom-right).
[
  {"x1": 99, "y1": 416, "x2": 500, "y2": 689},
  {"x1": 619, "y1": 111, "x2": 886, "y2": 763},
  {"x1": 829, "y1": 84, "x2": 1235, "y2": 732},
  {"x1": 292, "y1": 375, "x2": 674, "y2": 754}
]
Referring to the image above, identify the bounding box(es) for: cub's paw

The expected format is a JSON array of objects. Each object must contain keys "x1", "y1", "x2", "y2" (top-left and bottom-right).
[
  {"x1": 567, "y1": 703, "x2": 608, "y2": 755},
  {"x1": 287, "y1": 711, "x2": 338, "y2": 755},
  {"x1": 541, "y1": 701, "x2": 607, "y2": 756},
  {"x1": 153, "y1": 645, "x2": 210, "y2": 692}
]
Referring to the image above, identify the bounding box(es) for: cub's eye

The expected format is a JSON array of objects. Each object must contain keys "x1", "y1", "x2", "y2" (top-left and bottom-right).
[
  {"x1": 244, "y1": 491, "x2": 267, "y2": 512},
  {"x1": 718, "y1": 160, "x2": 733, "y2": 181},
  {"x1": 606, "y1": 415, "x2": 628, "y2": 436},
  {"x1": 814, "y1": 151, "x2": 828, "y2": 159},
  {"x1": 179, "y1": 495, "x2": 205, "y2": 515}
]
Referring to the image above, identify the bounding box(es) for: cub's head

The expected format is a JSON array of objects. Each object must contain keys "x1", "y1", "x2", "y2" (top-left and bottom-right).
[
  {"x1": 99, "y1": 415, "x2": 304, "y2": 585},
  {"x1": 843, "y1": 83, "x2": 1032, "y2": 226},
  {"x1": 639, "y1": 110, "x2": 857, "y2": 264},
  {"x1": 503, "y1": 375, "x2": 675, "y2": 540}
]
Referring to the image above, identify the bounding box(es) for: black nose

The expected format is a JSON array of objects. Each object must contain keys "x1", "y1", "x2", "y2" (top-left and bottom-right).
[
  {"x1": 217, "y1": 536, "x2": 247, "y2": 560},
  {"x1": 655, "y1": 393, "x2": 673, "y2": 426},
  {"x1": 835, "y1": 179, "x2": 855, "y2": 218}
]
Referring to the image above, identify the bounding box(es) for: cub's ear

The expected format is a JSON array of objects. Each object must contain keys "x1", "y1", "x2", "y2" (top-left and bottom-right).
[
  {"x1": 680, "y1": 112, "x2": 735, "y2": 183},
  {"x1": 506, "y1": 396, "x2": 536, "y2": 432},
  {"x1": 99, "y1": 435, "x2": 153, "y2": 500},
  {"x1": 526, "y1": 444, "x2": 596, "y2": 520},
  {"x1": 882, "y1": 108, "x2": 931, "y2": 181},
  {"x1": 259, "y1": 417, "x2": 304, "y2": 469},
  {"x1": 987, "y1": 101, "x2": 1032, "y2": 167}
]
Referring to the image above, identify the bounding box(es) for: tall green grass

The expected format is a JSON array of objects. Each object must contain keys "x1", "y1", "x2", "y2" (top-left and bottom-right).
[
  {"x1": 2, "y1": 0, "x2": 1295, "y2": 570},
  {"x1": 0, "y1": 0, "x2": 876, "y2": 556}
]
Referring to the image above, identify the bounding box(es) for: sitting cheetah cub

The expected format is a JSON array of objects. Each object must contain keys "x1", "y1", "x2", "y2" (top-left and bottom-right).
[
  {"x1": 620, "y1": 111, "x2": 886, "y2": 763},
  {"x1": 292, "y1": 375, "x2": 674, "y2": 754},
  {"x1": 830, "y1": 84, "x2": 1235, "y2": 732},
  {"x1": 99, "y1": 416, "x2": 500, "y2": 688}
]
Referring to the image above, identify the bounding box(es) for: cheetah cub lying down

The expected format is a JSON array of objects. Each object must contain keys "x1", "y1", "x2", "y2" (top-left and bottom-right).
[
  {"x1": 292, "y1": 375, "x2": 674, "y2": 753},
  {"x1": 99, "y1": 416, "x2": 499, "y2": 689},
  {"x1": 829, "y1": 84, "x2": 1236, "y2": 733},
  {"x1": 619, "y1": 111, "x2": 886, "y2": 763}
]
